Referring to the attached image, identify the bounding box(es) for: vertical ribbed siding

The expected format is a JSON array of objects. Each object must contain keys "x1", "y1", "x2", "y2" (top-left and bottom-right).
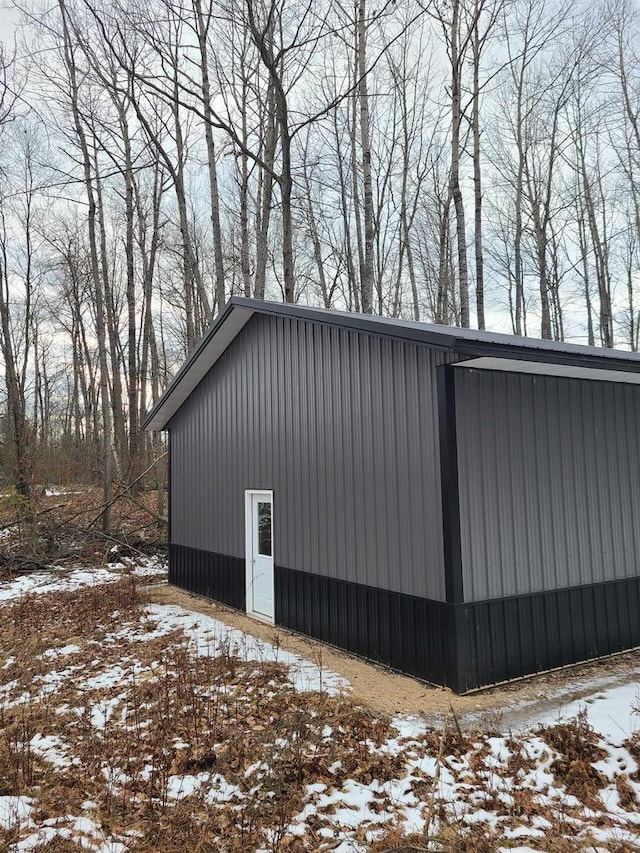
[
  {"x1": 275, "y1": 566, "x2": 454, "y2": 687},
  {"x1": 169, "y1": 543, "x2": 245, "y2": 609},
  {"x1": 456, "y1": 575, "x2": 640, "y2": 691},
  {"x1": 455, "y1": 367, "x2": 640, "y2": 601},
  {"x1": 170, "y1": 314, "x2": 449, "y2": 601}
]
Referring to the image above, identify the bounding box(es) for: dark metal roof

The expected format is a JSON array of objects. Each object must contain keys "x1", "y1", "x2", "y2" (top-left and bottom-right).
[{"x1": 142, "y1": 297, "x2": 640, "y2": 431}]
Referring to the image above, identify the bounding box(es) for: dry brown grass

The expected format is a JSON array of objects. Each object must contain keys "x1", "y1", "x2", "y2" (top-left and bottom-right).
[
  {"x1": 540, "y1": 709, "x2": 608, "y2": 807},
  {"x1": 0, "y1": 575, "x2": 411, "y2": 852}
]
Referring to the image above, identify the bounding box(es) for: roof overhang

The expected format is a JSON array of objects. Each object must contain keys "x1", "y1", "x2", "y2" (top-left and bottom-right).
[
  {"x1": 142, "y1": 302, "x2": 255, "y2": 431},
  {"x1": 142, "y1": 298, "x2": 640, "y2": 431},
  {"x1": 453, "y1": 356, "x2": 640, "y2": 385}
]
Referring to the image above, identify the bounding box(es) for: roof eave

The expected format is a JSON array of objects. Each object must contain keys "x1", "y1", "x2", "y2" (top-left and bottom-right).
[
  {"x1": 453, "y1": 338, "x2": 640, "y2": 375},
  {"x1": 141, "y1": 300, "x2": 254, "y2": 431},
  {"x1": 142, "y1": 298, "x2": 640, "y2": 432}
]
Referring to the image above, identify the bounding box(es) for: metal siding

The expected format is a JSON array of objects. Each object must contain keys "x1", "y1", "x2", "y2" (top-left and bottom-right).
[
  {"x1": 455, "y1": 574, "x2": 640, "y2": 691},
  {"x1": 274, "y1": 565, "x2": 454, "y2": 687},
  {"x1": 169, "y1": 313, "x2": 448, "y2": 601},
  {"x1": 170, "y1": 543, "x2": 246, "y2": 609},
  {"x1": 456, "y1": 368, "x2": 640, "y2": 601}
]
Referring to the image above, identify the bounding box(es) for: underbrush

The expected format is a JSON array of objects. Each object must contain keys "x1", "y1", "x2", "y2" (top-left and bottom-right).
[
  {"x1": 0, "y1": 484, "x2": 166, "y2": 574},
  {"x1": 0, "y1": 576, "x2": 408, "y2": 851},
  {"x1": 540, "y1": 709, "x2": 609, "y2": 806}
]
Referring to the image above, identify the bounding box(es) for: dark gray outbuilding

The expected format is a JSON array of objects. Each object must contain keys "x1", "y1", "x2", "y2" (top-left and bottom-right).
[{"x1": 144, "y1": 298, "x2": 640, "y2": 692}]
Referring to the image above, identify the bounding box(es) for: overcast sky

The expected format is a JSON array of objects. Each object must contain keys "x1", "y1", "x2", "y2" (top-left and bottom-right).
[{"x1": 0, "y1": 5, "x2": 18, "y2": 48}]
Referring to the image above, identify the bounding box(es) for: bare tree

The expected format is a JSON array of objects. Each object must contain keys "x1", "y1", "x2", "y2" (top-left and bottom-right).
[
  {"x1": 430, "y1": 0, "x2": 472, "y2": 326},
  {"x1": 58, "y1": 0, "x2": 113, "y2": 530}
]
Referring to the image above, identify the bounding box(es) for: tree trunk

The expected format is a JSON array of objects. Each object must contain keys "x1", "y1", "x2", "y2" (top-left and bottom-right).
[
  {"x1": 449, "y1": 0, "x2": 469, "y2": 327},
  {"x1": 118, "y1": 95, "x2": 139, "y2": 481},
  {"x1": 59, "y1": 0, "x2": 112, "y2": 532},
  {"x1": 358, "y1": 0, "x2": 374, "y2": 314},
  {"x1": 0, "y1": 247, "x2": 32, "y2": 504},
  {"x1": 93, "y1": 144, "x2": 126, "y2": 467},
  {"x1": 245, "y1": 1, "x2": 295, "y2": 302},
  {"x1": 472, "y1": 15, "x2": 484, "y2": 329},
  {"x1": 193, "y1": 0, "x2": 226, "y2": 313},
  {"x1": 255, "y1": 81, "x2": 276, "y2": 299}
]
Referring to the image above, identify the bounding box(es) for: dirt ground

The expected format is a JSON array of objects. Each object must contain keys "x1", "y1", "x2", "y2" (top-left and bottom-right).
[{"x1": 147, "y1": 583, "x2": 640, "y2": 730}]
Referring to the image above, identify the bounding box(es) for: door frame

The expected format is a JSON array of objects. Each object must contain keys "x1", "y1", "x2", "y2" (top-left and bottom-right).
[{"x1": 244, "y1": 489, "x2": 275, "y2": 624}]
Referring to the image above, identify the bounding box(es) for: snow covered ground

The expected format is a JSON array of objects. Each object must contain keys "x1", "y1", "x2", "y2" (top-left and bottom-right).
[
  {"x1": 1, "y1": 559, "x2": 640, "y2": 852},
  {"x1": 0, "y1": 564, "x2": 152, "y2": 602},
  {"x1": 536, "y1": 683, "x2": 640, "y2": 745}
]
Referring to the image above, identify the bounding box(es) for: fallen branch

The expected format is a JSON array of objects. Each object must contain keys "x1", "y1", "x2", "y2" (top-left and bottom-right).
[
  {"x1": 0, "y1": 554, "x2": 65, "y2": 572},
  {"x1": 62, "y1": 520, "x2": 151, "y2": 558},
  {"x1": 117, "y1": 491, "x2": 167, "y2": 525},
  {"x1": 85, "y1": 453, "x2": 167, "y2": 529}
]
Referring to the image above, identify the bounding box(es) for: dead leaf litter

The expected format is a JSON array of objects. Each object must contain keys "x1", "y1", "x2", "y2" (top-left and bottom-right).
[{"x1": 0, "y1": 560, "x2": 639, "y2": 852}]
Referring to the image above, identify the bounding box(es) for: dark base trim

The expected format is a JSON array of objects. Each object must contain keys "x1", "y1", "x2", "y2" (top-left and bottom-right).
[
  {"x1": 276, "y1": 566, "x2": 640, "y2": 693},
  {"x1": 169, "y1": 543, "x2": 245, "y2": 610},
  {"x1": 458, "y1": 576, "x2": 640, "y2": 692},
  {"x1": 275, "y1": 565, "x2": 454, "y2": 687},
  {"x1": 168, "y1": 545, "x2": 640, "y2": 693}
]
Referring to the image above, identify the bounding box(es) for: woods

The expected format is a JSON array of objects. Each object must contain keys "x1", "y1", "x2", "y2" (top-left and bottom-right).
[{"x1": 1, "y1": 0, "x2": 640, "y2": 514}]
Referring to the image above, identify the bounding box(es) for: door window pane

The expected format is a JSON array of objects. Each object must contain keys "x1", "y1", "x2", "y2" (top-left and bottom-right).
[{"x1": 257, "y1": 502, "x2": 272, "y2": 556}]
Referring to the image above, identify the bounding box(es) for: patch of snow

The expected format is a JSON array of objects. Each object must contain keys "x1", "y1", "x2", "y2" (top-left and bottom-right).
[
  {"x1": 314, "y1": 780, "x2": 376, "y2": 829},
  {"x1": 133, "y1": 557, "x2": 167, "y2": 577},
  {"x1": 90, "y1": 697, "x2": 123, "y2": 729},
  {"x1": 0, "y1": 558, "x2": 166, "y2": 605},
  {"x1": 42, "y1": 644, "x2": 81, "y2": 659},
  {"x1": 204, "y1": 776, "x2": 243, "y2": 804},
  {"x1": 134, "y1": 564, "x2": 166, "y2": 579},
  {"x1": 587, "y1": 824, "x2": 640, "y2": 845},
  {"x1": 0, "y1": 795, "x2": 33, "y2": 830},
  {"x1": 16, "y1": 827, "x2": 72, "y2": 850},
  {"x1": 503, "y1": 825, "x2": 545, "y2": 839},
  {"x1": 167, "y1": 773, "x2": 209, "y2": 799},
  {"x1": 485, "y1": 737, "x2": 511, "y2": 767},
  {"x1": 82, "y1": 665, "x2": 130, "y2": 691},
  {"x1": 0, "y1": 568, "x2": 117, "y2": 602},
  {"x1": 141, "y1": 603, "x2": 350, "y2": 695},
  {"x1": 0, "y1": 678, "x2": 19, "y2": 700},
  {"x1": 595, "y1": 743, "x2": 638, "y2": 784},
  {"x1": 14, "y1": 812, "x2": 128, "y2": 853},
  {"x1": 391, "y1": 714, "x2": 429, "y2": 740},
  {"x1": 537, "y1": 682, "x2": 640, "y2": 744},
  {"x1": 23, "y1": 666, "x2": 86, "y2": 703},
  {"x1": 95, "y1": 841, "x2": 127, "y2": 853},
  {"x1": 462, "y1": 808, "x2": 500, "y2": 827},
  {"x1": 497, "y1": 848, "x2": 541, "y2": 853},
  {"x1": 72, "y1": 815, "x2": 101, "y2": 834},
  {"x1": 165, "y1": 772, "x2": 244, "y2": 803},
  {"x1": 30, "y1": 733, "x2": 71, "y2": 768}
]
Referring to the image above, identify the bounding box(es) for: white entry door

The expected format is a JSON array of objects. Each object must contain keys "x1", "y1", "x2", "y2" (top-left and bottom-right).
[{"x1": 245, "y1": 491, "x2": 274, "y2": 621}]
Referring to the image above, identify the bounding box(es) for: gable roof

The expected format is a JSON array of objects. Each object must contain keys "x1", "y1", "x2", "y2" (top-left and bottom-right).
[{"x1": 142, "y1": 297, "x2": 640, "y2": 431}]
